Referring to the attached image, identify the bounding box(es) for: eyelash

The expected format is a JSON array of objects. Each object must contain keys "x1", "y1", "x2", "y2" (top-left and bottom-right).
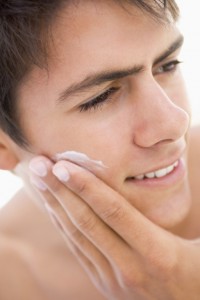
[
  {"x1": 79, "y1": 86, "x2": 120, "y2": 112},
  {"x1": 156, "y1": 59, "x2": 182, "y2": 74},
  {"x1": 78, "y1": 60, "x2": 181, "y2": 112}
]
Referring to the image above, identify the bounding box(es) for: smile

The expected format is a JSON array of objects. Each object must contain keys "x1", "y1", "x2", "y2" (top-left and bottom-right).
[{"x1": 133, "y1": 160, "x2": 179, "y2": 180}]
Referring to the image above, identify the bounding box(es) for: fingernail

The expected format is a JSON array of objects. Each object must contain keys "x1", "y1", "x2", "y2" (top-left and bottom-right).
[
  {"x1": 29, "y1": 159, "x2": 48, "y2": 177},
  {"x1": 52, "y1": 165, "x2": 70, "y2": 182},
  {"x1": 30, "y1": 176, "x2": 47, "y2": 191}
]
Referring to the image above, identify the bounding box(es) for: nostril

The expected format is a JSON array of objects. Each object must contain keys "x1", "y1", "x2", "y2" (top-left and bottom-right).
[{"x1": 154, "y1": 139, "x2": 174, "y2": 146}]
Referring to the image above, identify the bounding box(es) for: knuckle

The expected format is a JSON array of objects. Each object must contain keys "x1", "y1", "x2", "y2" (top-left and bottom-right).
[
  {"x1": 119, "y1": 267, "x2": 144, "y2": 290},
  {"x1": 74, "y1": 207, "x2": 97, "y2": 233},
  {"x1": 75, "y1": 180, "x2": 88, "y2": 195},
  {"x1": 101, "y1": 202, "x2": 125, "y2": 222},
  {"x1": 72, "y1": 171, "x2": 91, "y2": 195}
]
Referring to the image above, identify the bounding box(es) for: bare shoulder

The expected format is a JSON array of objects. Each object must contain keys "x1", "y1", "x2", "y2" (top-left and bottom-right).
[
  {"x1": 0, "y1": 190, "x2": 106, "y2": 300},
  {"x1": 0, "y1": 190, "x2": 50, "y2": 300},
  {"x1": 0, "y1": 237, "x2": 45, "y2": 300}
]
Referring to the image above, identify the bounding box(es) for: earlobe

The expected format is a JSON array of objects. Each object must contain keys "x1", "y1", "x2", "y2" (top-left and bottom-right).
[{"x1": 0, "y1": 131, "x2": 19, "y2": 170}]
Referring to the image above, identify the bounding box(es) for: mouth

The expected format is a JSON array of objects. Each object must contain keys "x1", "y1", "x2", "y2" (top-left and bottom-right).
[{"x1": 128, "y1": 160, "x2": 179, "y2": 181}]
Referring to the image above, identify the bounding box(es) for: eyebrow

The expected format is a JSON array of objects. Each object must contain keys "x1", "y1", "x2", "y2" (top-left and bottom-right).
[
  {"x1": 153, "y1": 34, "x2": 184, "y2": 65},
  {"x1": 57, "y1": 34, "x2": 184, "y2": 104}
]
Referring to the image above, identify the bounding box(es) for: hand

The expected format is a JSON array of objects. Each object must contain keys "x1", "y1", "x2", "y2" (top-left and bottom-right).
[{"x1": 29, "y1": 156, "x2": 200, "y2": 300}]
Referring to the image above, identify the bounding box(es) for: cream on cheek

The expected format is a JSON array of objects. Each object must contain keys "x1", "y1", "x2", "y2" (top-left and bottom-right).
[
  {"x1": 54, "y1": 150, "x2": 108, "y2": 172},
  {"x1": 52, "y1": 149, "x2": 127, "y2": 196}
]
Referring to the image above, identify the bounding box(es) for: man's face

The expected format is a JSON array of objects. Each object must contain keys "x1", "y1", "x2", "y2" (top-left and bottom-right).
[{"x1": 16, "y1": 1, "x2": 191, "y2": 230}]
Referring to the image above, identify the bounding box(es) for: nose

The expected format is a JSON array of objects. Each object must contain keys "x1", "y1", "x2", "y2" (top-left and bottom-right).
[{"x1": 132, "y1": 79, "x2": 190, "y2": 148}]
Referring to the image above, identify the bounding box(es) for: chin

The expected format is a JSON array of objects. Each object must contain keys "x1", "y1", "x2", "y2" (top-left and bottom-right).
[{"x1": 146, "y1": 189, "x2": 192, "y2": 231}]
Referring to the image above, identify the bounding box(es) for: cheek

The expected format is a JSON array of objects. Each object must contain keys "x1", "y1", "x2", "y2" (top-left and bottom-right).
[
  {"x1": 21, "y1": 94, "x2": 134, "y2": 191},
  {"x1": 28, "y1": 111, "x2": 129, "y2": 173}
]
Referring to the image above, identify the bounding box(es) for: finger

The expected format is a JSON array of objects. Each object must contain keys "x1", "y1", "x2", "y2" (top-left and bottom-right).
[
  {"x1": 44, "y1": 203, "x2": 101, "y2": 282},
  {"x1": 30, "y1": 176, "x2": 118, "y2": 290},
  {"x1": 29, "y1": 157, "x2": 134, "y2": 266},
  {"x1": 51, "y1": 160, "x2": 173, "y2": 258},
  {"x1": 29, "y1": 156, "x2": 171, "y2": 263}
]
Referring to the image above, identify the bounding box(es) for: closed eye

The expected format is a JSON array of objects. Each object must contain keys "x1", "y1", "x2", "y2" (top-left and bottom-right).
[
  {"x1": 79, "y1": 86, "x2": 120, "y2": 112},
  {"x1": 155, "y1": 59, "x2": 182, "y2": 75}
]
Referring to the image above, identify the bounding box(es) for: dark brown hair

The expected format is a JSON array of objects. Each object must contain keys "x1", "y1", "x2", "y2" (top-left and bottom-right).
[{"x1": 0, "y1": 0, "x2": 179, "y2": 148}]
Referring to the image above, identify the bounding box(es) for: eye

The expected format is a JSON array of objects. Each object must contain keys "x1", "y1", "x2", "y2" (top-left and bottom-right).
[
  {"x1": 79, "y1": 86, "x2": 120, "y2": 112},
  {"x1": 155, "y1": 60, "x2": 182, "y2": 75}
]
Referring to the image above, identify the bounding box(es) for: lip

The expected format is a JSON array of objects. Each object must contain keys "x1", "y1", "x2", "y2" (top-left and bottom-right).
[
  {"x1": 127, "y1": 144, "x2": 186, "y2": 178},
  {"x1": 132, "y1": 158, "x2": 178, "y2": 179},
  {"x1": 126, "y1": 157, "x2": 186, "y2": 189}
]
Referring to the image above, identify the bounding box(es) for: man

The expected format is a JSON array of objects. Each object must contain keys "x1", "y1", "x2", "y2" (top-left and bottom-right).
[{"x1": 0, "y1": 0, "x2": 200, "y2": 299}]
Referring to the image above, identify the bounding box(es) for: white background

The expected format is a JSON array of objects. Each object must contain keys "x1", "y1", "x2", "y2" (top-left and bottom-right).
[{"x1": 0, "y1": 1, "x2": 200, "y2": 208}]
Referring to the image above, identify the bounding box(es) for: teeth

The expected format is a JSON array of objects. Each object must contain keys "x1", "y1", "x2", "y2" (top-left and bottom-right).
[
  {"x1": 134, "y1": 160, "x2": 179, "y2": 180},
  {"x1": 145, "y1": 172, "x2": 155, "y2": 179},
  {"x1": 174, "y1": 161, "x2": 178, "y2": 167},
  {"x1": 155, "y1": 168, "x2": 167, "y2": 178},
  {"x1": 166, "y1": 165, "x2": 174, "y2": 174}
]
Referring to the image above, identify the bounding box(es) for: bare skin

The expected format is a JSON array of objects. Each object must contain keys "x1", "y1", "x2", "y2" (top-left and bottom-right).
[
  {"x1": 0, "y1": 189, "x2": 106, "y2": 299},
  {"x1": 0, "y1": 126, "x2": 199, "y2": 300},
  {"x1": 0, "y1": 1, "x2": 200, "y2": 299}
]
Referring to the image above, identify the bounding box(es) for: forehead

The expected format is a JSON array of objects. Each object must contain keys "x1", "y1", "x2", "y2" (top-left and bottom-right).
[
  {"x1": 20, "y1": 0, "x2": 178, "y2": 103},
  {"x1": 52, "y1": 1, "x2": 177, "y2": 71}
]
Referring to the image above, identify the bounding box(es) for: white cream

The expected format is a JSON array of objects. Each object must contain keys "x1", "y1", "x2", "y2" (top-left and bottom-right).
[{"x1": 54, "y1": 151, "x2": 107, "y2": 171}]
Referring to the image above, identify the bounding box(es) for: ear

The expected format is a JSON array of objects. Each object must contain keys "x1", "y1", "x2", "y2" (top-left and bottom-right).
[{"x1": 0, "y1": 130, "x2": 19, "y2": 170}]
